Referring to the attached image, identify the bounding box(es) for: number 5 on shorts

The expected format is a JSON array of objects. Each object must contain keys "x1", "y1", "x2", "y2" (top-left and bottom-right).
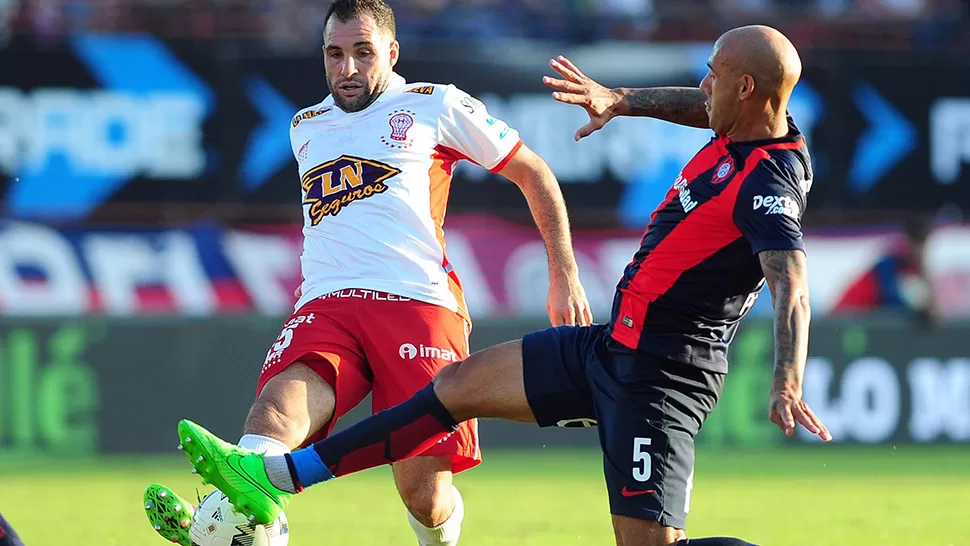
[{"x1": 633, "y1": 437, "x2": 652, "y2": 482}]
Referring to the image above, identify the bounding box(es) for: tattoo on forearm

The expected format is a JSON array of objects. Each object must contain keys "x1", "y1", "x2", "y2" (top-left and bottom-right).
[
  {"x1": 760, "y1": 249, "x2": 811, "y2": 388},
  {"x1": 621, "y1": 87, "x2": 710, "y2": 129}
]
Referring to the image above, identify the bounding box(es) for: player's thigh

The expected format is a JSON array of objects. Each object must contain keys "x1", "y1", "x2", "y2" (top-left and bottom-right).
[
  {"x1": 437, "y1": 323, "x2": 605, "y2": 424},
  {"x1": 255, "y1": 297, "x2": 372, "y2": 445},
  {"x1": 592, "y1": 350, "x2": 723, "y2": 534},
  {"x1": 428, "y1": 339, "x2": 535, "y2": 422}
]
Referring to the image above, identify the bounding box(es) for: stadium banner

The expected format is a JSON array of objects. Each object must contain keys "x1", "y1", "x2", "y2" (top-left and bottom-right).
[
  {"x1": 1, "y1": 39, "x2": 969, "y2": 225},
  {"x1": 0, "y1": 317, "x2": 967, "y2": 458},
  {"x1": 0, "y1": 220, "x2": 968, "y2": 318}
]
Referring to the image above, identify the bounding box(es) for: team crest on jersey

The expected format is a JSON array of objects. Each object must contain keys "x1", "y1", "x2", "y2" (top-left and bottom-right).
[
  {"x1": 381, "y1": 109, "x2": 417, "y2": 149},
  {"x1": 711, "y1": 159, "x2": 734, "y2": 184},
  {"x1": 301, "y1": 155, "x2": 401, "y2": 225},
  {"x1": 292, "y1": 107, "x2": 331, "y2": 128}
]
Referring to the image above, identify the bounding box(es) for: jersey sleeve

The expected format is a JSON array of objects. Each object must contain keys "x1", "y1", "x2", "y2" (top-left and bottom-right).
[
  {"x1": 733, "y1": 163, "x2": 807, "y2": 254},
  {"x1": 437, "y1": 85, "x2": 522, "y2": 172},
  {"x1": 289, "y1": 110, "x2": 308, "y2": 161}
]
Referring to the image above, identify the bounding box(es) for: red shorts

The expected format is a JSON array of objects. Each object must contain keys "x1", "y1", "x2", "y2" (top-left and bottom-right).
[{"x1": 257, "y1": 289, "x2": 480, "y2": 473}]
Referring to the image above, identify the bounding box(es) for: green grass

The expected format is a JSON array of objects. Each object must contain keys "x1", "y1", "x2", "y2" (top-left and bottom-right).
[{"x1": 2, "y1": 446, "x2": 968, "y2": 545}]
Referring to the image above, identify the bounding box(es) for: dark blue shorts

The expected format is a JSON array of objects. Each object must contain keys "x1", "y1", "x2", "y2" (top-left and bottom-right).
[{"x1": 521, "y1": 324, "x2": 724, "y2": 529}]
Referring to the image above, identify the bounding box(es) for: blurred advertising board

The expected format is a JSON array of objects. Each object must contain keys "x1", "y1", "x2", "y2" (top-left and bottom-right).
[
  {"x1": 0, "y1": 317, "x2": 967, "y2": 457},
  {"x1": 0, "y1": 39, "x2": 969, "y2": 225},
  {"x1": 0, "y1": 218, "x2": 968, "y2": 319}
]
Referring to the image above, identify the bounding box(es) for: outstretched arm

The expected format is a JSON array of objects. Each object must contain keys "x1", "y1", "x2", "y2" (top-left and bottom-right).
[
  {"x1": 434, "y1": 85, "x2": 591, "y2": 326},
  {"x1": 498, "y1": 143, "x2": 593, "y2": 327},
  {"x1": 759, "y1": 249, "x2": 831, "y2": 441},
  {"x1": 542, "y1": 56, "x2": 710, "y2": 140},
  {"x1": 611, "y1": 86, "x2": 710, "y2": 128}
]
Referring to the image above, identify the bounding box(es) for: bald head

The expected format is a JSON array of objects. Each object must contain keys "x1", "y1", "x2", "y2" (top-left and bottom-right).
[
  {"x1": 713, "y1": 25, "x2": 801, "y2": 101},
  {"x1": 700, "y1": 25, "x2": 801, "y2": 139}
]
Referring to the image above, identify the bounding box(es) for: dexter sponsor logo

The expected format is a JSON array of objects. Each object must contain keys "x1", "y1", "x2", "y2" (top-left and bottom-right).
[{"x1": 752, "y1": 194, "x2": 800, "y2": 219}]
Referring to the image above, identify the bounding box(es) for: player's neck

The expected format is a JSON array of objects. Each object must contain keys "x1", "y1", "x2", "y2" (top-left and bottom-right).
[
  {"x1": 726, "y1": 112, "x2": 788, "y2": 142},
  {"x1": 336, "y1": 81, "x2": 391, "y2": 114}
]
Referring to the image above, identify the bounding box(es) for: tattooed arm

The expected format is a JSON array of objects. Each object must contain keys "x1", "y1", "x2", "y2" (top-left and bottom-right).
[
  {"x1": 761, "y1": 249, "x2": 811, "y2": 395},
  {"x1": 542, "y1": 55, "x2": 710, "y2": 140},
  {"x1": 611, "y1": 87, "x2": 710, "y2": 128},
  {"x1": 760, "y1": 249, "x2": 831, "y2": 441}
]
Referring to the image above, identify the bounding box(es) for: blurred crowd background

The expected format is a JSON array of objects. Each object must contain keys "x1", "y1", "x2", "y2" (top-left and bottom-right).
[
  {"x1": 4, "y1": 0, "x2": 969, "y2": 50},
  {"x1": 0, "y1": 0, "x2": 967, "y2": 322}
]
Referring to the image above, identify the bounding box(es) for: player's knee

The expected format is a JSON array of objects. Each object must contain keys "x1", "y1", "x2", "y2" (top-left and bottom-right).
[
  {"x1": 431, "y1": 360, "x2": 461, "y2": 391},
  {"x1": 431, "y1": 361, "x2": 476, "y2": 420},
  {"x1": 432, "y1": 340, "x2": 524, "y2": 422},
  {"x1": 244, "y1": 395, "x2": 309, "y2": 447},
  {"x1": 246, "y1": 363, "x2": 336, "y2": 445},
  {"x1": 398, "y1": 475, "x2": 454, "y2": 528},
  {"x1": 431, "y1": 349, "x2": 492, "y2": 404}
]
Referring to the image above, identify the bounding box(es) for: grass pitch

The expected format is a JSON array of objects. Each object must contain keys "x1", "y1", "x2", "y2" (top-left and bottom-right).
[{"x1": 1, "y1": 446, "x2": 967, "y2": 545}]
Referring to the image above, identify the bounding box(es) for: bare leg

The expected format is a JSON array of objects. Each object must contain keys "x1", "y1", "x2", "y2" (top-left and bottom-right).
[
  {"x1": 433, "y1": 340, "x2": 536, "y2": 423},
  {"x1": 277, "y1": 340, "x2": 534, "y2": 484},
  {"x1": 243, "y1": 362, "x2": 336, "y2": 449},
  {"x1": 611, "y1": 514, "x2": 686, "y2": 546},
  {"x1": 392, "y1": 456, "x2": 455, "y2": 527}
]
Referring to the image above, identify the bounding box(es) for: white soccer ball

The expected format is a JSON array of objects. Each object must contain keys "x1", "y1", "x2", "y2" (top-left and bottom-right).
[{"x1": 189, "y1": 490, "x2": 289, "y2": 546}]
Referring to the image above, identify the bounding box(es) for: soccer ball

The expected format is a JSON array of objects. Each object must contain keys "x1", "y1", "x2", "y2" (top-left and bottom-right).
[{"x1": 189, "y1": 490, "x2": 289, "y2": 546}]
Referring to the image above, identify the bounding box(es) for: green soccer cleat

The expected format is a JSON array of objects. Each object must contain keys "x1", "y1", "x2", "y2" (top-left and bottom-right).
[
  {"x1": 143, "y1": 483, "x2": 195, "y2": 545},
  {"x1": 177, "y1": 419, "x2": 292, "y2": 525}
]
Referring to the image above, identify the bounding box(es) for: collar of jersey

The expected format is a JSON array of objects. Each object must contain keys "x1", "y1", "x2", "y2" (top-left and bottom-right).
[
  {"x1": 720, "y1": 114, "x2": 805, "y2": 149},
  {"x1": 322, "y1": 72, "x2": 408, "y2": 114}
]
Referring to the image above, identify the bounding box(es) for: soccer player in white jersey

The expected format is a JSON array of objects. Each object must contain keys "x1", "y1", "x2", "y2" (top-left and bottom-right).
[{"x1": 142, "y1": 0, "x2": 592, "y2": 544}]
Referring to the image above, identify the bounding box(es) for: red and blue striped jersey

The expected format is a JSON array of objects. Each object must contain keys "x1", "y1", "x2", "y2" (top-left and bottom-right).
[{"x1": 609, "y1": 116, "x2": 812, "y2": 373}]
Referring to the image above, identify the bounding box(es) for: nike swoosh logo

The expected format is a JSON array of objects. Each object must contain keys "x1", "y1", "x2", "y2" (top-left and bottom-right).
[
  {"x1": 621, "y1": 486, "x2": 656, "y2": 497},
  {"x1": 227, "y1": 454, "x2": 276, "y2": 499}
]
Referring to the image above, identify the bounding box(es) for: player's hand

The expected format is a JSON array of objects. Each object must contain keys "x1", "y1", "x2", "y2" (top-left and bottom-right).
[
  {"x1": 768, "y1": 387, "x2": 832, "y2": 441},
  {"x1": 547, "y1": 272, "x2": 593, "y2": 327},
  {"x1": 542, "y1": 55, "x2": 622, "y2": 141}
]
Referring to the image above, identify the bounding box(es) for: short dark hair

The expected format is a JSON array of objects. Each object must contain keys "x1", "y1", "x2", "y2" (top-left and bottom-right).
[{"x1": 324, "y1": 0, "x2": 396, "y2": 39}]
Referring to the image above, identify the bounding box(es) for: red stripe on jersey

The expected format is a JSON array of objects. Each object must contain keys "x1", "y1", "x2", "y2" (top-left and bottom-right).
[
  {"x1": 611, "y1": 149, "x2": 770, "y2": 350},
  {"x1": 490, "y1": 139, "x2": 524, "y2": 173},
  {"x1": 626, "y1": 138, "x2": 728, "y2": 264},
  {"x1": 435, "y1": 144, "x2": 474, "y2": 165}
]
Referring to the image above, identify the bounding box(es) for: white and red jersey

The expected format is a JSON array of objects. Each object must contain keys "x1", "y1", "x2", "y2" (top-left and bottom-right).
[{"x1": 289, "y1": 72, "x2": 522, "y2": 320}]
